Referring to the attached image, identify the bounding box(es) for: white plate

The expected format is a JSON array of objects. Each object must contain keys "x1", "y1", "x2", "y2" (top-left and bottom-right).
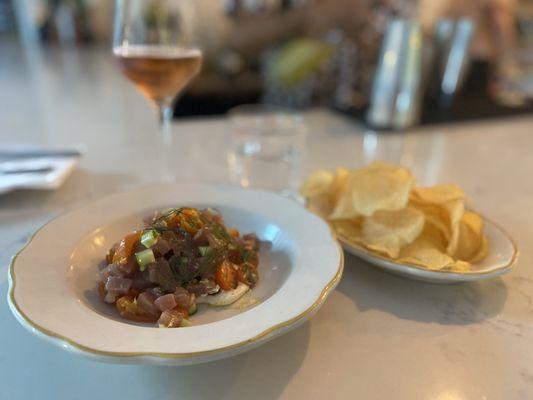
[
  {"x1": 337, "y1": 218, "x2": 517, "y2": 284},
  {"x1": 8, "y1": 183, "x2": 343, "y2": 365}
]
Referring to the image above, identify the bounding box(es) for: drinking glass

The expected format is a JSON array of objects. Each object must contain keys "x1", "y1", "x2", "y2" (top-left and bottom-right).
[
  {"x1": 492, "y1": 0, "x2": 533, "y2": 107},
  {"x1": 113, "y1": 0, "x2": 202, "y2": 138},
  {"x1": 227, "y1": 104, "x2": 306, "y2": 196}
]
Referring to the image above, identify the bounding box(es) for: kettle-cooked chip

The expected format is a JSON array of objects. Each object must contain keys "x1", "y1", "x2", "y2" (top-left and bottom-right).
[
  {"x1": 358, "y1": 235, "x2": 404, "y2": 259},
  {"x1": 399, "y1": 247, "x2": 455, "y2": 270},
  {"x1": 357, "y1": 207, "x2": 425, "y2": 258},
  {"x1": 330, "y1": 167, "x2": 349, "y2": 203},
  {"x1": 398, "y1": 223, "x2": 458, "y2": 270},
  {"x1": 301, "y1": 168, "x2": 348, "y2": 218},
  {"x1": 410, "y1": 185, "x2": 465, "y2": 256},
  {"x1": 445, "y1": 260, "x2": 472, "y2": 272},
  {"x1": 469, "y1": 234, "x2": 489, "y2": 264},
  {"x1": 331, "y1": 218, "x2": 363, "y2": 240},
  {"x1": 329, "y1": 162, "x2": 414, "y2": 220},
  {"x1": 301, "y1": 163, "x2": 489, "y2": 271},
  {"x1": 299, "y1": 170, "x2": 334, "y2": 197},
  {"x1": 453, "y1": 211, "x2": 484, "y2": 261},
  {"x1": 411, "y1": 184, "x2": 464, "y2": 204}
]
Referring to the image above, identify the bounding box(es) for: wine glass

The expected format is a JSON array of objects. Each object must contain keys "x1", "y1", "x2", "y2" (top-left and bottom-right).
[{"x1": 113, "y1": 0, "x2": 202, "y2": 139}]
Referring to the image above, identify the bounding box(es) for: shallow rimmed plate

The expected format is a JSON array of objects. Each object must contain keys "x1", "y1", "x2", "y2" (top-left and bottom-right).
[
  {"x1": 8, "y1": 183, "x2": 343, "y2": 365},
  {"x1": 337, "y1": 218, "x2": 517, "y2": 284}
]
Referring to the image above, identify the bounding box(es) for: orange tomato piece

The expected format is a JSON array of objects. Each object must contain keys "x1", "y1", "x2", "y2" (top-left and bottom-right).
[
  {"x1": 105, "y1": 245, "x2": 116, "y2": 264},
  {"x1": 228, "y1": 228, "x2": 240, "y2": 238},
  {"x1": 179, "y1": 208, "x2": 204, "y2": 235},
  {"x1": 236, "y1": 262, "x2": 259, "y2": 287},
  {"x1": 112, "y1": 231, "x2": 141, "y2": 264},
  {"x1": 174, "y1": 306, "x2": 189, "y2": 319},
  {"x1": 215, "y1": 260, "x2": 237, "y2": 291}
]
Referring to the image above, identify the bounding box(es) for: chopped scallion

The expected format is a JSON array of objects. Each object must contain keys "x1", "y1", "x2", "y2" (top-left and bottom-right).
[
  {"x1": 198, "y1": 246, "x2": 210, "y2": 257},
  {"x1": 188, "y1": 303, "x2": 198, "y2": 316},
  {"x1": 135, "y1": 249, "x2": 155, "y2": 271},
  {"x1": 141, "y1": 229, "x2": 159, "y2": 248}
]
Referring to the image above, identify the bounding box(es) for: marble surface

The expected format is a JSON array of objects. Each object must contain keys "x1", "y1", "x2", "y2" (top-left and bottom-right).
[{"x1": 2, "y1": 40, "x2": 533, "y2": 399}]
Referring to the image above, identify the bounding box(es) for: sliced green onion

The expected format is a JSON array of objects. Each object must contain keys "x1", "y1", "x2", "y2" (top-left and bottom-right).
[
  {"x1": 198, "y1": 246, "x2": 210, "y2": 257},
  {"x1": 141, "y1": 229, "x2": 159, "y2": 248},
  {"x1": 135, "y1": 249, "x2": 155, "y2": 271},
  {"x1": 188, "y1": 303, "x2": 198, "y2": 316},
  {"x1": 180, "y1": 318, "x2": 193, "y2": 327}
]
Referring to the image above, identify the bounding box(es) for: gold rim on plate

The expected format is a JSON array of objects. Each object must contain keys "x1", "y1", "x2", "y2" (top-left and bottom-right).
[{"x1": 8, "y1": 214, "x2": 344, "y2": 360}]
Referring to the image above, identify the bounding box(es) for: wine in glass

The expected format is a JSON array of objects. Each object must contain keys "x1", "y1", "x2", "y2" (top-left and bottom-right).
[{"x1": 113, "y1": 0, "x2": 202, "y2": 136}]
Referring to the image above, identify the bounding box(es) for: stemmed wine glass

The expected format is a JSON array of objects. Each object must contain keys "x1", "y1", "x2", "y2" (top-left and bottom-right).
[{"x1": 113, "y1": 0, "x2": 202, "y2": 139}]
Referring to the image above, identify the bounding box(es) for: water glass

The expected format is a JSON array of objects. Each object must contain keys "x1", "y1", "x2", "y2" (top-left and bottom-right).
[{"x1": 227, "y1": 104, "x2": 306, "y2": 195}]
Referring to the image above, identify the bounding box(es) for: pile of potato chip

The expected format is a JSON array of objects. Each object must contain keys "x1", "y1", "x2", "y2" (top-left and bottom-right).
[{"x1": 300, "y1": 162, "x2": 488, "y2": 272}]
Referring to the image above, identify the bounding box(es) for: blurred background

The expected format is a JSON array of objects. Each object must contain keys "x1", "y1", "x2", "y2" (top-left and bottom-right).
[{"x1": 1, "y1": 0, "x2": 532, "y2": 126}]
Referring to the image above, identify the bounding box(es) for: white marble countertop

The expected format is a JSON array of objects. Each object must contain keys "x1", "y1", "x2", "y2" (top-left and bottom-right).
[{"x1": 2, "y1": 40, "x2": 533, "y2": 399}]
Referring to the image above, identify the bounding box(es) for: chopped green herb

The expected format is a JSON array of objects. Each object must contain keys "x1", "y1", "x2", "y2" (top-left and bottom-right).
[
  {"x1": 151, "y1": 208, "x2": 184, "y2": 227},
  {"x1": 141, "y1": 229, "x2": 159, "y2": 248},
  {"x1": 188, "y1": 303, "x2": 198, "y2": 315},
  {"x1": 135, "y1": 249, "x2": 155, "y2": 271},
  {"x1": 198, "y1": 246, "x2": 210, "y2": 257}
]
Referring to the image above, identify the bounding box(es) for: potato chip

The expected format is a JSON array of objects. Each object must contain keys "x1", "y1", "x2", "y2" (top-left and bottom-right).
[
  {"x1": 301, "y1": 163, "x2": 489, "y2": 272},
  {"x1": 300, "y1": 170, "x2": 334, "y2": 197},
  {"x1": 357, "y1": 207, "x2": 425, "y2": 258},
  {"x1": 398, "y1": 223, "x2": 458, "y2": 270},
  {"x1": 411, "y1": 184, "x2": 464, "y2": 204},
  {"x1": 410, "y1": 185, "x2": 465, "y2": 256},
  {"x1": 453, "y1": 211, "x2": 484, "y2": 261},
  {"x1": 445, "y1": 200, "x2": 465, "y2": 256},
  {"x1": 329, "y1": 162, "x2": 414, "y2": 220},
  {"x1": 330, "y1": 167, "x2": 349, "y2": 203},
  {"x1": 360, "y1": 236, "x2": 404, "y2": 259},
  {"x1": 469, "y1": 234, "x2": 488, "y2": 264},
  {"x1": 399, "y1": 248, "x2": 455, "y2": 270},
  {"x1": 331, "y1": 218, "x2": 363, "y2": 240},
  {"x1": 302, "y1": 168, "x2": 347, "y2": 218},
  {"x1": 444, "y1": 260, "x2": 471, "y2": 272},
  {"x1": 401, "y1": 220, "x2": 446, "y2": 251}
]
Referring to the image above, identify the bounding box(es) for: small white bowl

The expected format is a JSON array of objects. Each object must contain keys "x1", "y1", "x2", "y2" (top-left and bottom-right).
[
  {"x1": 337, "y1": 218, "x2": 517, "y2": 284},
  {"x1": 8, "y1": 183, "x2": 343, "y2": 365}
]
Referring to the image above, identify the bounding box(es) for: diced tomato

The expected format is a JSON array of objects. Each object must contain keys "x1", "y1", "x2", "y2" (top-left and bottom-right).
[
  {"x1": 164, "y1": 208, "x2": 204, "y2": 235},
  {"x1": 215, "y1": 260, "x2": 237, "y2": 291},
  {"x1": 112, "y1": 231, "x2": 141, "y2": 264},
  {"x1": 228, "y1": 228, "x2": 240, "y2": 238},
  {"x1": 105, "y1": 245, "x2": 116, "y2": 264},
  {"x1": 179, "y1": 208, "x2": 204, "y2": 235},
  {"x1": 164, "y1": 212, "x2": 180, "y2": 228},
  {"x1": 116, "y1": 295, "x2": 159, "y2": 323},
  {"x1": 174, "y1": 306, "x2": 189, "y2": 319}
]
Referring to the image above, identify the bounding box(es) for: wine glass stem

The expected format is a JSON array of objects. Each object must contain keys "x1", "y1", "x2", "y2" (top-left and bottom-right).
[
  {"x1": 158, "y1": 100, "x2": 173, "y2": 145},
  {"x1": 157, "y1": 100, "x2": 174, "y2": 181}
]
